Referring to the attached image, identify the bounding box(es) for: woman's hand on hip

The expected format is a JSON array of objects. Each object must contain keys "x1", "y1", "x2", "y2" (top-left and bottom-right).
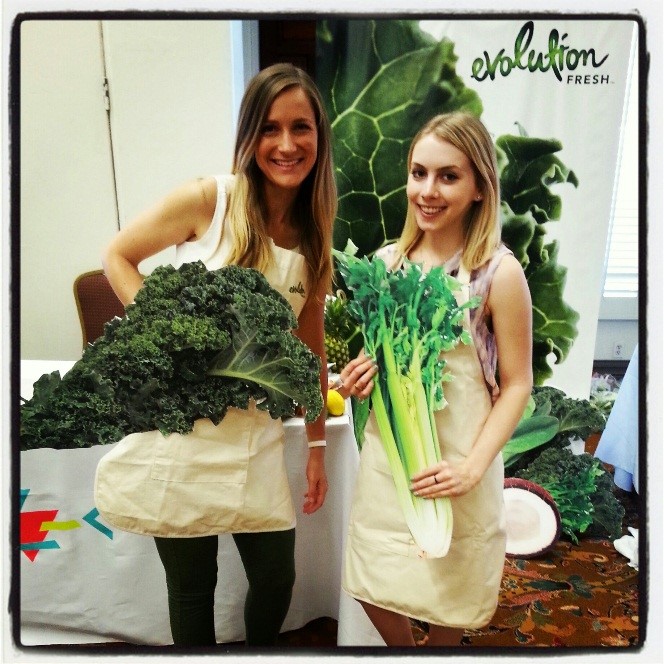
[{"x1": 410, "y1": 460, "x2": 480, "y2": 498}]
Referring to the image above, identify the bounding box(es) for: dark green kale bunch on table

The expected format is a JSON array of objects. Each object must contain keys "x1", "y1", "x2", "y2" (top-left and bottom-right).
[
  {"x1": 20, "y1": 261, "x2": 323, "y2": 450},
  {"x1": 517, "y1": 446, "x2": 625, "y2": 543}
]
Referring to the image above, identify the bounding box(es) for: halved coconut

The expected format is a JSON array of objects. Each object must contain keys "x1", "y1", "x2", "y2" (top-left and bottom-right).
[{"x1": 503, "y1": 478, "x2": 562, "y2": 558}]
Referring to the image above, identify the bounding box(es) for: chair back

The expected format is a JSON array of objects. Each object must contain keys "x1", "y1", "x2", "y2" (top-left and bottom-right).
[{"x1": 73, "y1": 269, "x2": 125, "y2": 347}]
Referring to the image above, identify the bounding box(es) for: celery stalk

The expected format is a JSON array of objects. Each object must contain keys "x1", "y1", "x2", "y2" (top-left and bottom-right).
[{"x1": 333, "y1": 247, "x2": 477, "y2": 558}]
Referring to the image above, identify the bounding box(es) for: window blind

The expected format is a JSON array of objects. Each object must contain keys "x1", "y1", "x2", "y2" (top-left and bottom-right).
[
  {"x1": 604, "y1": 206, "x2": 639, "y2": 298},
  {"x1": 603, "y1": 65, "x2": 639, "y2": 300}
]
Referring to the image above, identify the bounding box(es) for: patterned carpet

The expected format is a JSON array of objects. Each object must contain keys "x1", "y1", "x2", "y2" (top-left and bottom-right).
[
  {"x1": 459, "y1": 537, "x2": 639, "y2": 647},
  {"x1": 460, "y1": 487, "x2": 640, "y2": 648},
  {"x1": 281, "y1": 488, "x2": 642, "y2": 650},
  {"x1": 279, "y1": 533, "x2": 640, "y2": 649},
  {"x1": 64, "y1": 492, "x2": 641, "y2": 651}
]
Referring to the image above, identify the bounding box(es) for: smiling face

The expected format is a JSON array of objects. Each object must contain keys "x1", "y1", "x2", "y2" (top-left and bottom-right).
[
  {"x1": 406, "y1": 133, "x2": 482, "y2": 241},
  {"x1": 254, "y1": 86, "x2": 318, "y2": 195}
]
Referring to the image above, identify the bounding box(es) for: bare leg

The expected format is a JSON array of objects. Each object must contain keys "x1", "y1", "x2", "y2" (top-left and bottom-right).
[
  {"x1": 427, "y1": 624, "x2": 464, "y2": 646},
  {"x1": 358, "y1": 600, "x2": 416, "y2": 646}
]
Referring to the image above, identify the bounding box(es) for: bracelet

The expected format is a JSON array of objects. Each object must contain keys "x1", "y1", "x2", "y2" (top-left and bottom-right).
[{"x1": 307, "y1": 439, "x2": 327, "y2": 448}]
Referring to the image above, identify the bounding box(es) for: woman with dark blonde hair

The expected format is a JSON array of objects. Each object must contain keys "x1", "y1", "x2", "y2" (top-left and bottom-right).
[
  {"x1": 102, "y1": 63, "x2": 336, "y2": 647},
  {"x1": 335, "y1": 112, "x2": 533, "y2": 646}
]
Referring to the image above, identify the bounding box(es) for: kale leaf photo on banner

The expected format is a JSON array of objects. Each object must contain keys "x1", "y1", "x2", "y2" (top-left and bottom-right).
[{"x1": 316, "y1": 19, "x2": 580, "y2": 384}]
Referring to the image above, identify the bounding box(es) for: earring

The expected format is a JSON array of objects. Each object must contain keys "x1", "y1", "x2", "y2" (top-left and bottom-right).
[{"x1": 475, "y1": 195, "x2": 482, "y2": 201}]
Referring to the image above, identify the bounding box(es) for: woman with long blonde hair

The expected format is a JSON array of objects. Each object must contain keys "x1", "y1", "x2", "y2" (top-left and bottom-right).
[
  {"x1": 103, "y1": 63, "x2": 336, "y2": 647},
  {"x1": 336, "y1": 112, "x2": 533, "y2": 646}
]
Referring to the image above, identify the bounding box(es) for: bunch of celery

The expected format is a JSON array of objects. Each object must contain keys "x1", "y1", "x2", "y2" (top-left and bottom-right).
[{"x1": 334, "y1": 246, "x2": 478, "y2": 558}]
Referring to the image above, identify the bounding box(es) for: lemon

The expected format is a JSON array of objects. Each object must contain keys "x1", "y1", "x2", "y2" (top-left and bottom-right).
[{"x1": 326, "y1": 389, "x2": 345, "y2": 416}]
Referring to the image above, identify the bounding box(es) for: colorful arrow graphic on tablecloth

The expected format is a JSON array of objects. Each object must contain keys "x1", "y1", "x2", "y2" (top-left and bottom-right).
[
  {"x1": 82, "y1": 508, "x2": 114, "y2": 540},
  {"x1": 20, "y1": 489, "x2": 113, "y2": 561},
  {"x1": 20, "y1": 509, "x2": 60, "y2": 562}
]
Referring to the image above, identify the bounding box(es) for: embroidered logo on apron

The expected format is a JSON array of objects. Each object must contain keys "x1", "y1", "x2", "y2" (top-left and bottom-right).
[{"x1": 289, "y1": 281, "x2": 306, "y2": 297}]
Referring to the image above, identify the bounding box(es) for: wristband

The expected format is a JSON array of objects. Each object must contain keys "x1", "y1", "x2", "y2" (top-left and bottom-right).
[{"x1": 307, "y1": 439, "x2": 327, "y2": 448}]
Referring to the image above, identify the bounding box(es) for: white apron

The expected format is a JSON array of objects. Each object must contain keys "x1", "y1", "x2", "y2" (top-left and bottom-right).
[
  {"x1": 95, "y1": 175, "x2": 310, "y2": 537},
  {"x1": 342, "y1": 262, "x2": 506, "y2": 628}
]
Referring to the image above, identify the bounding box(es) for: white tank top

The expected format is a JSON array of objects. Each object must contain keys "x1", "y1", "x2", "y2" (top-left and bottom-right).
[{"x1": 173, "y1": 174, "x2": 309, "y2": 317}]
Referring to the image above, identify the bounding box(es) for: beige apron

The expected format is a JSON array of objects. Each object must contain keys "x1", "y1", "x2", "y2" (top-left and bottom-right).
[
  {"x1": 95, "y1": 175, "x2": 309, "y2": 537},
  {"x1": 342, "y1": 262, "x2": 506, "y2": 628}
]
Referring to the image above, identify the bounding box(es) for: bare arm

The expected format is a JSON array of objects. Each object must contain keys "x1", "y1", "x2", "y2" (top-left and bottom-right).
[
  {"x1": 412, "y1": 254, "x2": 533, "y2": 497},
  {"x1": 102, "y1": 177, "x2": 218, "y2": 305},
  {"x1": 293, "y1": 290, "x2": 329, "y2": 514}
]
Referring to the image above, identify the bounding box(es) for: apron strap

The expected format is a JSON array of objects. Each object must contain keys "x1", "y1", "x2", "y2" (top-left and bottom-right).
[
  {"x1": 456, "y1": 261, "x2": 473, "y2": 328},
  {"x1": 456, "y1": 260, "x2": 471, "y2": 286}
]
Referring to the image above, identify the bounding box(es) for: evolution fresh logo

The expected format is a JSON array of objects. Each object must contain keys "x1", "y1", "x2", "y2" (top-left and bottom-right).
[{"x1": 471, "y1": 21, "x2": 610, "y2": 85}]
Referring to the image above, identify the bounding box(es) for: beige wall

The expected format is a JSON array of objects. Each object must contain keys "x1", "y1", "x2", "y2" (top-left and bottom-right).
[
  {"x1": 20, "y1": 20, "x2": 235, "y2": 360},
  {"x1": 20, "y1": 21, "x2": 118, "y2": 361}
]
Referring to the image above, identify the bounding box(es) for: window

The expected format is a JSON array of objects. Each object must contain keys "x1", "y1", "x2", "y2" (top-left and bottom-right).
[{"x1": 601, "y1": 56, "x2": 639, "y2": 310}]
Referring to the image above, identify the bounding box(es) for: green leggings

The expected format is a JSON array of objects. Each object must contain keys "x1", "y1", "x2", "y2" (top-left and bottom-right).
[{"x1": 154, "y1": 529, "x2": 296, "y2": 647}]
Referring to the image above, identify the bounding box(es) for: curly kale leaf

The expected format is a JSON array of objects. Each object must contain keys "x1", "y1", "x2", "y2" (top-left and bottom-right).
[
  {"x1": 584, "y1": 469, "x2": 625, "y2": 540},
  {"x1": 207, "y1": 289, "x2": 323, "y2": 423},
  {"x1": 523, "y1": 239, "x2": 580, "y2": 384},
  {"x1": 497, "y1": 131, "x2": 580, "y2": 384},
  {"x1": 517, "y1": 447, "x2": 623, "y2": 543},
  {"x1": 20, "y1": 368, "x2": 128, "y2": 450},
  {"x1": 532, "y1": 385, "x2": 607, "y2": 443},
  {"x1": 497, "y1": 131, "x2": 579, "y2": 224},
  {"x1": 504, "y1": 385, "x2": 607, "y2": 477},
  {"x1": 20, "y1": 262, "x2": 322, "y2": 449},
  {"x1": 517, "y1": 447, "x2": 597, "y2": 543}
]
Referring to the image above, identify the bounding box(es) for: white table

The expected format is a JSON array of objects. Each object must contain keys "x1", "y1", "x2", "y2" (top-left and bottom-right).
[{"x1": 19, "y1": 360, "x2": 384, "y2": 646}]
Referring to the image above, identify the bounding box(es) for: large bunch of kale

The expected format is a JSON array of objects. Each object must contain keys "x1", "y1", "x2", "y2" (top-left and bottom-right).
[
  {"x1": 20, "y1": 261, "x2": 323, "y2": 450},
  {"x1": 503, "y1": 385, "x2": 607, "y2": 476},
  {"x1": 503, "y1": 385, "x2": 622, "y2": 542},
  {"x1": 517, "y1": 447, "x2": 625, "y2": 543}
]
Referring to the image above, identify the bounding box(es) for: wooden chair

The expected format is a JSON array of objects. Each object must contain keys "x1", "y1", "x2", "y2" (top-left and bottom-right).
[{"x1": 73, "y1": 269, "x2": 126, "y2": 348}]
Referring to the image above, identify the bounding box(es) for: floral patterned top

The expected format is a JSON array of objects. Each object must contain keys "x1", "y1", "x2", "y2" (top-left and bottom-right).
[{"x1": 375, "y1": 242, "x2": 514, "y2": 398}]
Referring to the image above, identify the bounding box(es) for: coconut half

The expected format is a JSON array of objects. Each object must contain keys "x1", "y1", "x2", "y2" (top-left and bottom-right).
[{"x1": 503, "y1": 478, "x2": 562, "y2": 558}]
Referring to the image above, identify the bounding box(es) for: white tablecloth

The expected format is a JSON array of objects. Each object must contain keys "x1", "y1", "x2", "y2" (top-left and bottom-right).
[{"x1": 19, "y1": 360, "x2": 384, "y2": 646}]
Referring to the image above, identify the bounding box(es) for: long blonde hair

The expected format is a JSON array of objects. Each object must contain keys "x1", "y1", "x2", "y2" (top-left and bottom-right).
[
  {"x1": 397, "y1": 112, "x2": 501, "y2": 271},
  {"x1": 225, "y1": 63, "x2": 337, "y2": 299}
]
